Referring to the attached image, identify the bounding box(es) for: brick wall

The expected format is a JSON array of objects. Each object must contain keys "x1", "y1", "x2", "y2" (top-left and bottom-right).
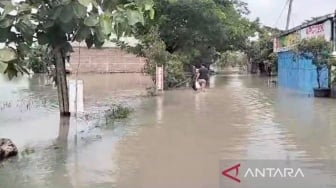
[{"x1": 69, "y1": 47, "x2": 146, "y2": 73}]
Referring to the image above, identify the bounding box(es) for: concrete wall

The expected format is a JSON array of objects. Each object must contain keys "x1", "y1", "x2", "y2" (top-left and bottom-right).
[
  {"x1": 278, "y1": 51, "x2": 329, "y2": 94},
  {"x1": 69, "y1": 47, "x2": 146, "y2": 73}
]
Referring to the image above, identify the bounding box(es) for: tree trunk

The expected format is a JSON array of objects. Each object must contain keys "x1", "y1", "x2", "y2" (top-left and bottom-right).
[
  {"x1": 251, "y1": 62, "x2": 258, "y2": 74},
  {"x1": 55, "y1": 48, "x2": 70, "y2": 116}
]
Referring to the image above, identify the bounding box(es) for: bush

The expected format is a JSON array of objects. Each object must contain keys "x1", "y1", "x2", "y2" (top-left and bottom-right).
[
  {"x1": 118, "y1": 28, "x2": 188, "y2": 89},
  {"x1": 27, "y1": 57, "x2": 46, "y2": 73},
  {"x1": 26, "y1": 45, "x2": 52, "y2": 74},
  {"x1": 164, "y1": 57, "x2": 186, "y2": 88},
  {"x1": 105, "y1": 104, "x2": 133, "y2": 120}
]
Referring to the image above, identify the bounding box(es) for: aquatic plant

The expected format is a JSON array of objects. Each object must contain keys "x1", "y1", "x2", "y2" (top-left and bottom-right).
[
  {"x1": 105, "y1": 104, "x2": 133, "y2": 120},
  {"x1": 146, "y1": 86, "x2": 157, "y2": 96}
]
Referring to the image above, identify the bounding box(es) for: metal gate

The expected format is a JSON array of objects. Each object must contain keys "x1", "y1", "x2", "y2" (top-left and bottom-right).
[{"x1": 277, "y1": 51, "x2": 329, "y2": 94}]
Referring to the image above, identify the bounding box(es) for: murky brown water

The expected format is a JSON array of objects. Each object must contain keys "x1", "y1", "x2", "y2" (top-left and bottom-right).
[{"x1": 1, "y1": 73, "x2": 336, "y2": 188}]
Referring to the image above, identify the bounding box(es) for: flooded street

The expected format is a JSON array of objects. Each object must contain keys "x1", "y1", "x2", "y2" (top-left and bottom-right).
[{"x1": 1, "y1": 73, "x2": 336, "y2": 187}]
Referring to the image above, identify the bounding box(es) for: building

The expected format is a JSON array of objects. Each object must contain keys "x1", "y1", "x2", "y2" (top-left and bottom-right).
[
  {"x1": 274, "y1": 14, "x2": 334, "y2": 94},
  {"x1": 69, "y1": 40, "x2": 146, "y2": 73}
]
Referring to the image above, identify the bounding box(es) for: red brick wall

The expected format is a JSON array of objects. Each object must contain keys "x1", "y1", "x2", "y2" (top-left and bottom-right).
[{"x1": 69, "y1": 47, "x2": 146, "y2": 73}]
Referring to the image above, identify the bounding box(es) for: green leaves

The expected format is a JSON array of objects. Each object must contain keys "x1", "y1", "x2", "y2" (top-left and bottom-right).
[
  {"x1": 17, "y1": 43, "x2": 31, "y2": 55},
  {"x1": 60, "y1": 5, "x2": 74, "y2": 23},
  {"x1": 0, "y1": 48, "x2": 17, "y2": 63},
  {"x1": 0, "y1": 0, "x2": 155, "y2": 81},
  {"x1": 99, "y1": 15, "x2": 112, "y2": 35},
  {"x1": 78, "y1": 0, "x2": 93, "y2": 7},
  {"x1": 149, "y1": 9, "x2": 155, "y2": 20},
  {"x1": 72, "y1": 2, "x2": 87, "y2": 18},
  {"x1": 50, "y1": 6, "x2": 63, "y2": 20},
  {"x1": 145, "y1": 4, "x2": 153, "y2": 11},
  {"x1": 0, "y1": 17, "x2": 14, "y2": 28},
  {"x1": 126, "y1": 10, "x2": 144, "y2": 25},
  {"x1": 84, "y1": 15, "x2": 99, "y2": 26},
  {"x1": 37, "y1": 32, "x2": 49, "y2": 45},
  {"x1": 17, "y1": 3, "x2": 32, "y2": 14},
  {"x1": 296, "y1": 37, "x2": 333, "y2": 68},
  {"x1": 75, "y1": 26, "x2": 91, "y2": 42},
  {"x1": 16, "y1": 18, "x2": 35, "y2": 45},
  {"x1": 0, "y1": 28, "x2": 10, "y2": 42},
  {"x1": 0, "y1": 1, "x2": 15, "y2": 19},
  {"x1": 62, "y1": 0, "x2": 72, "y2": 5},
  {"x1": 0, "y1": 61, "x2": 6, "y2": 73},
  {"x1": 94, "y1": 27, "x2": 106, "y2": 43}
]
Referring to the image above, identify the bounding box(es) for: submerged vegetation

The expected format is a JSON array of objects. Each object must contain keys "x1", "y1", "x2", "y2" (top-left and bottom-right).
[{"x1": 105, "y1": 104, "x2": 133, "y2": 120}]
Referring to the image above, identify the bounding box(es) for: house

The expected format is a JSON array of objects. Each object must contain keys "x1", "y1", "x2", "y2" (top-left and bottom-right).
[{"x1": 274, "y1": 14, "x2": 334, "y2": 94}]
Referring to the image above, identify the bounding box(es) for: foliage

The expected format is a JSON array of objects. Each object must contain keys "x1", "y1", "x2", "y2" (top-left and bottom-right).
[
  {"x1": 0, "y1": 0, "x2": 155, "y2": 79},
  {"x1": 268, "y1": 52, "x2": 278, "y2": 72},
  {"x1": 26, "y1": 45, "x2": 52, "y2": 73},
  {"x1": 135, "y1": 28, "x2": 170, "y2": 81},
  {"x1": 216, "y1": 51, "x2": 247, "y2": 68},
  {"x1": 105, "y1": 104, "x2": 133, "y2": 120},
  {"x1": 117, "y1": 28, "x2": 186, "y2": 88},
  {"x1": 116, "y1": 0, "x2": 257, "y2": 88},
  {"x1": 0, "y1": 62, "x2": 6, "y2": 73},
  {"x1": 157, "y1": 0, "x2": 255, "y2": 55},
  {"x1": 295, "y1": 37, "x2": 333, "y2": 66},
  {"x1": 0, "y1": 0, "x2": 154, "y2": 115},
  {"x1": 294, "y1": 37, "x2": 334, "y2": 88},
  {"x1": 245, "y1": 27, "x2": 280, "y2": 62},
  {"x1": 241, "y1": 25, "x2": 281, "y2": 74},
  {"x1": 164, "y1": 56, "x2": 187, "y2": 88}
]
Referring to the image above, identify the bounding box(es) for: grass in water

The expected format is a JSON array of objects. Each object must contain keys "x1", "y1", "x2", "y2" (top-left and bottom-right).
[{"x1": 105, "y1": 104, "x2": 133, "y2": 120}]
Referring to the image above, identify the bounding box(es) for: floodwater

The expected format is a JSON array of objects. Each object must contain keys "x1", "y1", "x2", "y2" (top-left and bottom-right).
[{"x1": 1, "y1": 73, "x2": 336, "y2": 188}]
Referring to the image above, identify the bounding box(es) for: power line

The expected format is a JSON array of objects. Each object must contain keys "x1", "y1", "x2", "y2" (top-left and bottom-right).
[{"x1": 274, "y1": 0, "x2": 290, "y2": 29}]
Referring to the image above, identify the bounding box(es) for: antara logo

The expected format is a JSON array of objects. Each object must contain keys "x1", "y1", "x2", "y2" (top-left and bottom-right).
[
  {"x1": 222, "y1": 164, "x2": 241, "y2": 183},
  {"x1": 222, "y1": 163, "x2": 305, "y2": 183}
]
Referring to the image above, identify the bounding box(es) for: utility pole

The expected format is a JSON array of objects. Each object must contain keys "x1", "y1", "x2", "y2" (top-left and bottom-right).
[{"x1": 286, "y1": 0, "x2": 294, "y2": 30}]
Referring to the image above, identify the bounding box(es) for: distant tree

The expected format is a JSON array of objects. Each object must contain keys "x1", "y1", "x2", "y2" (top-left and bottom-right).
[{"x1": 242, "y1": 25, "x2": 281, "y2": 74}]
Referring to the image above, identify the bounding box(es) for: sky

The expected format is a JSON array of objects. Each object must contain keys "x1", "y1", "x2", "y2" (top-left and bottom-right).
[{"x1": 244, "y1": 0, "x2": 336, "y2": 30}]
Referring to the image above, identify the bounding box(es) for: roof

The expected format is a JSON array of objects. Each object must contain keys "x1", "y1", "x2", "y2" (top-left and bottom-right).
[{"x1": 279, "y1": 13, "x2": 334, "y2": 37}]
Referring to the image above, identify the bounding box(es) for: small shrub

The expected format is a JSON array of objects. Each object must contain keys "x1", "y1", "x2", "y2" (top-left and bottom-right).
[
  {"x1": 146, "y1": 86, "x2": 157, "y2": 96},
  {"x1": 105, "y1": 104, "x2": 133, "y2": 120},
  {"x1": 164, "y1": 58, "x2": 186, "y2": 89},
  {"x1": 27, "y1": 57, "x2": 46, "y2": 73}
]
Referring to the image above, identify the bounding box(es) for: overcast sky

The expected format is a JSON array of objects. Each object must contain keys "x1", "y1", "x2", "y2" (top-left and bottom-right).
[{"x1": 244, "y1": 0, "x2": 336, "y2": 30}]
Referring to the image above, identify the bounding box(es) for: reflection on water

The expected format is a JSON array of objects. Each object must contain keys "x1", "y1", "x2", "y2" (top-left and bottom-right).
[
  {"x1": 2, "y1": 73, "x2": 336, "y2": 187},
  {"x1": 58, "y1": 117, "x2": 70, "y2": 142},
  {"x1": 156, "y1": 96, "x2": 163, "y2": 124}
]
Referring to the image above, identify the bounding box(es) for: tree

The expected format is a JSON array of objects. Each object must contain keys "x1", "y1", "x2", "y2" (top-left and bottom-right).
[
  {"x1": 243, "y1": 25, "x2": 281, "y2": 74},
  {"x1": 115, "y1": 0, "x2": 257, "y2": 88},
  {"x1": 158, "y1": 0, "x2": 254, "y2": 57},
  {"x1": 123, "y1": 0, "x2": 256, "y2": 59},
  {"x1": 0, "y1": 0, "x2": 154, "y2": 116}
]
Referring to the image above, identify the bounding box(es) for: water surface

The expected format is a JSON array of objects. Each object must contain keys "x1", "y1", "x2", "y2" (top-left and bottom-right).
[{"x1": 1, "y1": 73, "x2": 336, "y2": 188}]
